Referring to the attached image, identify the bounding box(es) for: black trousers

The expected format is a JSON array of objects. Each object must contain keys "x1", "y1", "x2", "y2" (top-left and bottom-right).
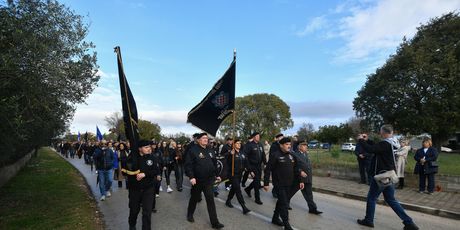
[
  {"x1": 227, "y1": 176, "x2": 245, "y2": 205},
  {"x1": 152, "y1": 181, "x2": 158, "y2": 209},
  {"x1": 246, "y1": 169, "x2": 261, "y2": 201},
  {"x1": 274, "y1": 186, "x2": 290, "y2": 223},
  {"x1": 241, "y1": 171, "x2": 249, "y2": 186},
  {"x1": 174, "y1": 163, "x2": 184, "y2": 189},
  {"x1": 128, "y1": 187, "x2": 155, "y2": 230},
  {"x1": 358, "y1": 158, "x2": 371, "y2": 184},
  {"x1": 187, "y1": 182, "x2": 219, "y2": 225},
  {"x1": 289, "y1": 182, "x2": 317, "y2": 211}
]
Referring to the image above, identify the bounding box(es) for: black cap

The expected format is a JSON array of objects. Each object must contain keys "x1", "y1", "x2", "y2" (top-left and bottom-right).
[
  {"x1": 275, "y1": 133, "x2": 284, "y2": 138},
  {"x1": 138, "y1": 140, "x2": 151, "y2": 147},
  {"x1": 196, "y1": 133, "x2": 208, "y2": 139},
  {"x1": 279, "y1": 137, "x2": 291, "y2": 145},
  {"x1": 192, "y1": 133, "x2": 200, "y2": 138},
  {"x1": 250, "y1": 132, "x2": 260, "y2": 139}
]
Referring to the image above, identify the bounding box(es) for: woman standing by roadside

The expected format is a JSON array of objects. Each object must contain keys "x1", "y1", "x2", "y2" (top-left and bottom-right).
[
  {"x1": 414, "y1": 137, "x2": 439, "y2": 194},
  {"x1": 395, "y1": 140, "x2": 410, "y2": 189}
]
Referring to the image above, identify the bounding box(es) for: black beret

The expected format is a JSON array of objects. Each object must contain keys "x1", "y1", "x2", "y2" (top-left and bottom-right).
[
  {"x1": 250, "y1": 132, "x2": 260, "y2": 138},
  {"x1": 196, "y1": 133, "x2": 208, "y2": 139},
  {"x1": 279, "y1": 137, "x2": 291, "y2": 145},
  {"x1": 138, "y1": 140, "x2": 151, "y2": 147},
  {"x1": 275, "y1": 133, "x2": 284, "y2": 138},
  {"x1": 192, "y1": 133, "x2": 200, "y2": 138}
]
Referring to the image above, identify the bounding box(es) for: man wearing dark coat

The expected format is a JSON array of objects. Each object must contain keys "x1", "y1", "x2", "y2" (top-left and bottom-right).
[
  {"x1": 288, "y1": 140, "x2": 322, "y2": 215},
  {"x1": 185, "y1": 133, "x2": 224, "y2": 229}
]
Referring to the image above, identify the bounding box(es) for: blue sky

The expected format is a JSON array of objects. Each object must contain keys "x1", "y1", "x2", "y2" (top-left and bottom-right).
[{"x1": 65, "y1": 0, "x2": 460, "y2": 136}]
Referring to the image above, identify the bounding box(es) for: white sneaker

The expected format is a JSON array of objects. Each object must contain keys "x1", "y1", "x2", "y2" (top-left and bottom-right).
[
  {"x1": 159, "y1": 186, "x2": 163, "y2": 192},
  {"x1": 167, "y1": 186, "x2": 173, "y2": 193},
  {"x1": 226, "y1": 187, "x2": 231, "y2": 191},
  {"x1": 155, "y1": 194, "x2": 160, "y2": 198},
  {"x1": 100, "y1": 195, "x2": 106, "y2": 201},
  {"x1": 106, "y1": 191, "x2": 111, "y2": 197}
]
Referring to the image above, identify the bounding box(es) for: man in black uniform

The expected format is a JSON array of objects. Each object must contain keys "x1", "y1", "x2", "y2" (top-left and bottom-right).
[
  {"x1": 264, "y1": 137, "x2": 304, "y2": 230},
  {"x1": 244, "y1": 132, "x2": 266, "y2": 205},
  {"x1": 220, "y1": 137, "x2": 233, "y2": 190},
  {"x1": 225, "y1": 139, "x2": 251, "y2": 214},
  {"x1": 289, "y1": 140, "x2": 322, "y2": 215},
  {"x1": 241, "y1": 135, "x2": 253, "y2": 187},
  {"x1": 127, "y1": 140, "x2": 161, "y2": 230},
  {"x1": 269, "y1": 133, "x2": 283, "y2": 198},
  {"x1": 185, "y1": 133, "x2": 224, "y2": 229}
]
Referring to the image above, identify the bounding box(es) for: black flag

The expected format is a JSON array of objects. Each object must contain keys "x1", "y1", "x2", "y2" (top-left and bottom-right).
[
  {"x1": 187, "y1": 57, "x2": 235, "y2": 136},
  {"x1": 114, "y1": 46, "x2": 140, "y2": 172}
]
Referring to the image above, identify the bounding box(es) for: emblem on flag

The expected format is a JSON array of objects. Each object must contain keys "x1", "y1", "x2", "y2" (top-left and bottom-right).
[{"x1": 212, "y1": 91, "x2": 229, "y2": 109}]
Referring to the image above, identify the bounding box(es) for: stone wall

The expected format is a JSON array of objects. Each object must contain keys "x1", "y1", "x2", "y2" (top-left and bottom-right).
[
  {"x1": 0, "y1": 150, "x2": 34, "y2": 188},
  {"x1": 314, "y1": 166, "x2": 460, "y2": 193}
]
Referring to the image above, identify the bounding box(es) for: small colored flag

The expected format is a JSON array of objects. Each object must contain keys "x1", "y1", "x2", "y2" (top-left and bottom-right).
[
  {"x1": 187, "y1": 56, "x2": 236, "y2": 136},
  {"x1": 77, "y1": 131, "x2": 81, "y2": 142},
  {"x1": 96, "y1": 126, "x2": 103, "y2": 141}
]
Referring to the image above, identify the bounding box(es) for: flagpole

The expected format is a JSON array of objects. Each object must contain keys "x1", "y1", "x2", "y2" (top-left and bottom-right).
[{"x1": 231, "y1": 49, "x2": 236, "y2": 177}]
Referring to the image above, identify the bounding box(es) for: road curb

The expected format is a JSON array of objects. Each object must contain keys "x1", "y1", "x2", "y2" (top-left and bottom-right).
[{"x1": 312, "y1": 187, "x2": 460, "y2": 220}]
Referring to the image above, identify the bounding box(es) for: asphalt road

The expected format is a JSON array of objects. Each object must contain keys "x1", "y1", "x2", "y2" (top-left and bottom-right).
[{"x1": 64, "y1": 155, "x2": 459, "y2": 230}]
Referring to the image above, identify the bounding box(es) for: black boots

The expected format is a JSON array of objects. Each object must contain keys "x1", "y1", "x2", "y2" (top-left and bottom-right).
[
  {"x1": 225, "y1": 200, "x2": 234, "y2": 208},
  {"x1": 403, "y1": 223, "x2": 419, "y2": 230},
  {"x1": 241, "y1": 204, "x2": 251, "y2": 214},
  {"x1": 397, "y1": 178, "x2": 405, "y2": 189},
  {"x1": 212, "y1": 222, "x2": 224, "y2": 229},
  {"x1": 284, "y1": 221, "x2": 293, "y2": 230},
  {"x1": 271, "y1": 213, "x2": 284, "y2": 226}
]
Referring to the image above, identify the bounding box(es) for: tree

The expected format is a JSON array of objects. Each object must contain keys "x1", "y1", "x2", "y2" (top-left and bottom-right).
[
  {"x1": 219, "y1": 93, "x2": 293, "y2": 140},
  {"x1": 169, "y1": 132, "x2": 191, "y2": 144},
  {"x1": 316, "y1": 124, "x2": 353, "y2": 144},
  {"x1": 138, "y1": 120, "x2": 162, "y2": 141},
  {"x1": 296, "y1": 123, "x2": 316, "y2": 141},
  {"x1": 105, "y1": 112, "x2": 161, "y2": 142},
  {"x1": 353, "y1": 12, "x2": 460, "y2": 150},
  {"x1": 105, "y1": 112, "x2": 125, "y2": 139},
  {"x1": 0, "y1": 0, "x2": 98, "y2": 165}
]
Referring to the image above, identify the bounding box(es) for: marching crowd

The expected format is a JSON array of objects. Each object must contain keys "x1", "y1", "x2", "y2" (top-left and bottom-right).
[{"x1": 55, "y1": 124, "x2": 425, "y2": 230}]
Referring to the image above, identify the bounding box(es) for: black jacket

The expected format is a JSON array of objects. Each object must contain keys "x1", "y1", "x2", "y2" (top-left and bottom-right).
[
  {"x1": 185, "y1": 144, "x2": 219, "y2": 185},
  {"x1": 127, "y1": 153, "x2": 161, "y2": 189},
  {"x1": 243, "y1": 141, "x2": 266, "y2": 171},
  {"x1": 291, "y1": 151, "x2": 312, "y2": 184},
  {"x1": 264, "y1": 150, "x2": 303, "y2": 187},
  {"x1": 226, "y1": 150, "x2": 248, "y2": 177},
  {"x1": 359, "y1": 139, "x2": 396, "y2": 174},
  {"x1": 355, "y1": 140, "x2": 375, "y2": 161}
]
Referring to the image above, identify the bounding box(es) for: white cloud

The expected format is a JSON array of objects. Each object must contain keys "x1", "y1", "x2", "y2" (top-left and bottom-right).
[
  {"x1": 289, "y1": 100, "x2": 354, "y2": 118},
  {"x1": 302, "y1": 0, "x2": 460, "y2": 63},
  {"x1": 296, "y1": 16, "x2": 327, "y2": 37}
]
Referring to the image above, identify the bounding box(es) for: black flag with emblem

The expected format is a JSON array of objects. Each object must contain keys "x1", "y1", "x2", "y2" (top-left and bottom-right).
[
  {"x1": 115, "y1": 46, "x2": 140, "y2": 172},
  {"x1": 187, "y1": 58, "x2": 235, "y2": 136}
]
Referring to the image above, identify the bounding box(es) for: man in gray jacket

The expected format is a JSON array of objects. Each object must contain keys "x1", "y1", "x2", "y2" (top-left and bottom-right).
[{"x1": 288, "y1": 140, "x2": 322, "y2": 215}]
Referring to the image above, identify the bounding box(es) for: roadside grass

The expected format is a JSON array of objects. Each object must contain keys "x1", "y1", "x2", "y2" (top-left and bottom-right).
[
  {"x1": 309, "y1": 146, "x2": 460, "y2": 176},
  {"x1": 0, "y1": 147, "x2": 103, "y2": 230}
]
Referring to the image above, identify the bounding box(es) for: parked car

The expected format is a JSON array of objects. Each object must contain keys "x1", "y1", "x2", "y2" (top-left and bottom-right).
[
  {"x1": 321, "y1": 143, "x2": 331, "y2": 149},
  {"x1": 341, "y1": 143, "x2": 356, "y2": 152},
  {"x1": 308, "y1": 140, "x2": 320, "y2": 149}
]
